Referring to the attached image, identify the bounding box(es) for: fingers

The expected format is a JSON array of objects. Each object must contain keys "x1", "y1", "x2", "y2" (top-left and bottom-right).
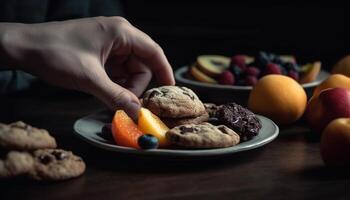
[
  {"x1": 129, "y1": 28, "x2": 175, "y2": 86},
  {"x1": 89, "y1": 72, "x2": 141, "y2": 120},
  {"x1": 124, "y1": 56, "x2": 152, "y2": 97}
]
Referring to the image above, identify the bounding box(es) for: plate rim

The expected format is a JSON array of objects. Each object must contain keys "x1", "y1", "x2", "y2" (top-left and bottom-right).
[
  {"x1": 73, "y1": 112, "x2": 279, "y2": 157},
  {"x1": 175, "y1": 66, "x2": 329, "y2": 90}
]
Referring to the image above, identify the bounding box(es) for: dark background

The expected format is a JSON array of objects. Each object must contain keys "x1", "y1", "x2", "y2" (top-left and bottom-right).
[
  {"x1": 1, "y1": 0, "x2": 349, "y2": 71},
  {"x1": 122, "y1": 1, "x2": 349, "y2": 70}
]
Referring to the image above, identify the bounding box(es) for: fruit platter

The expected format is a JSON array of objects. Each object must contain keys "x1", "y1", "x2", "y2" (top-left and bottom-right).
[
  {"x1": 74, "y1": 86, "x2": 279, "y2": 158},
  {"x1": 175, "y1": 52, "x2": 329, "y2": 104}
]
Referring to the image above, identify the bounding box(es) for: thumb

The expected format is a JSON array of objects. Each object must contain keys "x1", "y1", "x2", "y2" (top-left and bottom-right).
[{"x1": 90, "y1": 75, "x2": 141, "y2": 120}]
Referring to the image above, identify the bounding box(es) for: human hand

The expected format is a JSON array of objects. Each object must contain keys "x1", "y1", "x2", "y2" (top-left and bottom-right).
[{"x1": 1, "y1": 17, "x2": 174, "y2": 118}]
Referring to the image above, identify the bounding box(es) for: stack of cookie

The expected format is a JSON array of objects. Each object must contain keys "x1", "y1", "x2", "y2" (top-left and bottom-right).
[
  {"x1": 142, "y1": 86, "x2": 209, "y2": 128},
  {"x1": 141, "y1": 86, "x2": 262, "y2": 149},
  {"x1": 0, "y1": 121, "x2": 85, "y2": 181}
]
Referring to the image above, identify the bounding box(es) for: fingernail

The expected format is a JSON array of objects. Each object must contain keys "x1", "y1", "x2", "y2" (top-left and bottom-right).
[{"x1": 124, "y1": 100, "x2": 141, "y2": 122}]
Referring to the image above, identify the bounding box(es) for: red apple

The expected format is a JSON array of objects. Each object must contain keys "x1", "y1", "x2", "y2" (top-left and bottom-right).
[{"x1": 306, "y1": 88, "x2": 350, "y2": 134}]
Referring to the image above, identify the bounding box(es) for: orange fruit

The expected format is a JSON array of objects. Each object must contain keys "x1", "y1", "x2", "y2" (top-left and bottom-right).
[
  {"x1": 321, "y1": 118, "x2": 350, "y2": 167},
  {"x1": 313, "y1": 74, "x2": 350, "y2": 97},
  {"x1": 332, "y1": 55, "x2": 350, "y2": 77},
  {"x1": 112, "y1": 110, "x2": 143, "y2": 149},
  {"x1": 138, "y1": 108, "x2": 170, "y2": 147},
  {"x1": 248, "y1": 75, "x2": 307, "y2": 125}
]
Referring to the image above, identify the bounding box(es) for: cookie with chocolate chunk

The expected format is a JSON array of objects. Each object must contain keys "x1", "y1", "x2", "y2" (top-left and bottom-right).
[
  {"x1": 0, "y1": 151, "x2": 34, "y2": 178},
  {"x1": 142, "y1": 86, "x2": 206, "y2": 118},
  {"x1": 0, "y1": 121, "x2": 57, "y2": 150},
  {"x1": 216, "y1": 102, "x2": 262, "y2": 141},
  {"x1": 166, "y1": 123, "x2": 240, "y2": 148},
  {"x1": 29, "y1": 149, "x2": 85, "y2": 181}
]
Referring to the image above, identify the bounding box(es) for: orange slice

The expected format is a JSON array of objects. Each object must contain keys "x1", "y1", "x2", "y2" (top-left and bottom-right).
[
  {"x1": 112, "y1": 110, "x2": 143, "y2": 149},
  {"x1": 138, "y1": 108, "x2": 170, "y2": 147}
]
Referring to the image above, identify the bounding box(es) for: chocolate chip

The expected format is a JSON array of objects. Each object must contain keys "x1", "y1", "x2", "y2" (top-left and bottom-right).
[
  {"x1": 182, "y1": 92, "x2": 195, "y2": 100},
  {"x1": 149, "y1": 90, "x2": 162, "y2": 98},
  {"x1": 39, "y1": 155, "x2": 53, "y2": 164},
  {"x1": 52, "y1": 151, "x2": 66, "y2": 160},
  {"x1": 160, "y1": 88, "x2": 169, "y2": 95},
  {"x1": 179, "y1": 126, "x2": 194, "y2": 134},
  {"x1": 217, "y1": 126, "x2": 228, "y2": 134}
]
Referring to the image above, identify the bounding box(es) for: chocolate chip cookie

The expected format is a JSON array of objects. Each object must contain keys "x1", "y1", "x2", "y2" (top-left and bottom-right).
[
  {"x1": 29, "y1": 149, "x2": 85, "y2": 181},
  {"x1": 0, "y1": 121, "x2": 57, "y2": 150},
  {"x1": 0, "y1": 151, "x2": 34, "y2": 178},
  {"x1": 142, "y1": 86, "x2": 206, "y2": 118},
  {"x1": 162, "y1": 112, "x2": 209, "y2": 128},
  {"x1": 166, "y1": 123, "x2": 240, "y2": 148},
  {"x1": 216, "y1": 102, "x2": 262, "y2": 141}
]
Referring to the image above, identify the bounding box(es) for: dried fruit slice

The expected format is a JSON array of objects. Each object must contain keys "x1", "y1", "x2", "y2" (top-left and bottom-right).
[
  {"x1": 112, "y1": 110, "x2": 143, "y2": 149},
  {"x1": 196, "y1": 55, "x2": 230, "y2": 77},
  {"x1": 245, "y1": 56, "x2": 255, "y2": 64},
  {"x1": 280, "y1": 55, "x2": 296, "y2": 64},
  {"x1": 138, "y1": 108, "x2": 170, "y2": 147},
  {"x1": 190, "y1": 65, "x2": 218, "y2": 84},
  {"x1": 300, "y1": 61, "x2": 321, "y2": 84}
]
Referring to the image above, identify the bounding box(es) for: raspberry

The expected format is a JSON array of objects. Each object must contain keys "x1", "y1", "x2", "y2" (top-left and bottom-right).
[
  {"x1": 245, "y1": 75, "x2": 258, "y2": 86},
  {"x1": 264, "y1": 63, "x2": 282, "y2": 75},
  {"x1": 230, "y1": 55, "x2": 246, "y2": 70},
  {"x1": 218, "y1": 70, "x2": 235, "y2": 85},
  {"x1": 288, "y1": 70, "x2": 299, "y2": 81},
  {"x1": 245, "y1": 67, "x2": 260, "y2": 77}
]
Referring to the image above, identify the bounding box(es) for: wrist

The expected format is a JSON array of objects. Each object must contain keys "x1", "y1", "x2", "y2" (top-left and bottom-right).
[{"x1": 0, "y1": 23, "x2": 33, "y2": 70}]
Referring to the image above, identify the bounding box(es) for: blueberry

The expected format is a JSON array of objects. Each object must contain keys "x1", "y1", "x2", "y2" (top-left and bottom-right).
[
  {"x1": 256, "y1": 52, "x2": 270, "y2": 67},
  {"x1": 283, "y1": 62, "x2": 300, "y2": 72},
  {"x1": 272, "y1": 56, "x2": 284, "y2": 65},
  {"x1": 267, "y1": 52, "x2": 277, "y2": 61},
  {"x1": 280, "y1": 66, "x2": 288, "y2": 75},
  {"x1": 229, "y1": 64, "x2": 243, "y2": 78},
  {"x1": 138, "y1": 134, "x2": 159, "y2": 149},
  {"x1": 259, "y1": 51, "x2": 269, "y2": 60}
]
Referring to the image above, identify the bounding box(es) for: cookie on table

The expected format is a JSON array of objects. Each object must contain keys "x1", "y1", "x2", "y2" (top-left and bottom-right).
[
  {"x1": 142, "y1": 86, "x2": 206, "y2": 118},
  {"x1": 0, "y1": 121, "x2": 57, "y2": 151},
  {"x1": 29, "y1": 149, "x2": 85, "y2": 181},
  {"x1": 0, "y1": 151, "x2": 34, "y2": 178},
  {"x1": 216, "y1": 102, "x2": 262, "y2": 142},
  {"x1": 166, "y1": 123, "x2": 240, "y2": 148},
  {"x1": 162, "y1": 112, "x2": 209, "y2": 128}
]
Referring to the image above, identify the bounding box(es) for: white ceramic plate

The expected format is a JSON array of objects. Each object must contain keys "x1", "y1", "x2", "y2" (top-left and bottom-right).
[
  {"x1": 174, "y1": 66, "x2": 330, "y2": 105},
  {"x1": 73, "y1": 111, "x2": 279, "y2": 157}
]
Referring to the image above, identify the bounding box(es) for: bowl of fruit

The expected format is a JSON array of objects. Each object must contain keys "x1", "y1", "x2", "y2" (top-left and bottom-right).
[{"x1": 175, "y1": 52, "x2": 329, "y2": 105}]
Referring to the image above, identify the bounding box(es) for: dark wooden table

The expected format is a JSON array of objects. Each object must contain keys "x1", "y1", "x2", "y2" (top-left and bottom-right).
[{"x1": 0, "y1": 85, "x2": 349, "y2": 200}]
